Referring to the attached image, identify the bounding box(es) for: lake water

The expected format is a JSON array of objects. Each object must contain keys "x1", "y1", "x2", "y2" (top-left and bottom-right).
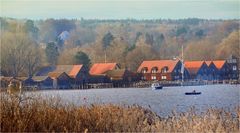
[{"x1": 35, "y1": 84, "x2": 240, "y2": 116}]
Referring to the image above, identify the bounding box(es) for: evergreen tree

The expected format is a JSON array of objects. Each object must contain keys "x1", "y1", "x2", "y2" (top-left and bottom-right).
[
  {"x1": 24, "y1": 20, "x2": 39, "y2": 40},
  {"x1": 155, "y1": 34, "x2": 165, "y2": 46},
  {"x1": 176, "y1": 26, "x2": 187, "y2": 36},
  {"x1": 45, "y1": 42, "x2": 59, "y2": 65},
  {"x1": 102, "y1": 32, "x2": 114, "y2": 49},
  {"x1": 74, "y1": 51, "x2": 91, "y2": 68},
  {"x1": 195, "y1": 29, "x2": 204, "y2": 38},
  {"x1": 145, "y1": 33, "x2": 154, "y2": 45}
]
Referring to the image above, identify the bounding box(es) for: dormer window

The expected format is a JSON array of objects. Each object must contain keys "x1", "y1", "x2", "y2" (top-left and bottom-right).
[
  {"x1": 161, "y1": 66, "x2": 168, "y2": 73},
  {"x1": 141, "y1": 67, "x2": 148, "y2": 73},
  {"x1": 151, "y1": 67, "x2": 158, "y2": 73}
]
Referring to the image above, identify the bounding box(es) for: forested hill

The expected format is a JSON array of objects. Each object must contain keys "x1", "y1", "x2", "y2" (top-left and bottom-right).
[{"x1": 0, "y1": 17, "x2": 239, "y2": 76}]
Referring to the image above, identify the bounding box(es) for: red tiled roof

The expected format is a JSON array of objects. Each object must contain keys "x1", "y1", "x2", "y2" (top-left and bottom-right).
[
  {"x1": 137, "y1": 60, "x2": 179, "y2": 73},
  {"x1": 184, "y1": 61, "x2": 204, "y2": 68},
  {"x1": 32, "y1": 76, "x2": 51, "y2": 81},
  {"x1": 48, "y1": 72, "x2": 67, "y2": 79},
  {"x1": 55, "y1": 65, "x2": 83, "y2": 78},
  {"x1": 90, "y1": 63, "x2": 117, "y2": 75},
  {"x1": 184, "y1": 61, "x2": 205, "y2": 75},
  {"x1": 212, "y1": 60, "x2": 226, "y2": 70},
  {"x1": 106, "y1": 69, "x2": 126, "y2": 80},
  {"x1": 69, "y1": 65, "x2": 83, "y2": 78},
  {"x1": 205, "y1": 61, "x2": 212, "y2": 66}
]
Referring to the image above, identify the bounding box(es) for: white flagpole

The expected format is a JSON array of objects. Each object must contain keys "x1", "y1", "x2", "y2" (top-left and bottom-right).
[
  {"x1": 104, "y1": 50, "x2": 107, "y2": 63},
  {"x1": 181, "y1": 45, "x2": 184, "y2": 85}
]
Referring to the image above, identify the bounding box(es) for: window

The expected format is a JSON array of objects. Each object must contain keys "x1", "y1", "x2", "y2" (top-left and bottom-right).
[
  {"x1": 161, "y1": 76, "x2": 167, "y2": 80},
  {"x1": 151, "y1": 67, "x2": 158, "y2": 73},
  {"x1": 233, "y1": 66, "x2": 237, "y2": 71},
  {"x1": 142, "y1": 68, "x2": 148, "y2": 73},
  {"x1": 161, "y1": 66, "x2": 168, "y2": 73},
  {"x1": 151, "y1": 76, "x2": 156, "y2": 80}
]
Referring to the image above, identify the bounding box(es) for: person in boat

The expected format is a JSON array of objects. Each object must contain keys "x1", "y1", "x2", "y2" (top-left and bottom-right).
[{"x1": 193, "y1": 90, "x2": 196, "y2": 93}]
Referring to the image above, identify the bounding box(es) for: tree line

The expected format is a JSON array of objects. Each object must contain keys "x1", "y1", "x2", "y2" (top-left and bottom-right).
[{"x1": 0, "y1": 17, "x2": 239, "y2": 77}]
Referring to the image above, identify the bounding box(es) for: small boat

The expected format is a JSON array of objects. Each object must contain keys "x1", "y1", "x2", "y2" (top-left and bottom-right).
[
  {"x1": 185, "y1": 90, "x2": 201, "y2": 95},
  {"x1": 151, "y1": 83, "x2": 163, "y2": 90}
]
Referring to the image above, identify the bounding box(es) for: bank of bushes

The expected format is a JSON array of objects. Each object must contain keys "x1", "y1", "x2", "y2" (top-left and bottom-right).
[{"x1": 0, "y1": 93, "x2": 239, "y2": 132}]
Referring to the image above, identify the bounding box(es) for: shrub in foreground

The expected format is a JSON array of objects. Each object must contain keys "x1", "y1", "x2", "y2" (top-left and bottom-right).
[{"x1": 0, "y1": 93, "x2": 239, "y2": 132}]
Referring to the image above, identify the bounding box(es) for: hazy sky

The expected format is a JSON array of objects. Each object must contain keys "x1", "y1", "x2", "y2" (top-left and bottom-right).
[{"x1": 1, "y1": 0, "x2": 239, "y2": 20}]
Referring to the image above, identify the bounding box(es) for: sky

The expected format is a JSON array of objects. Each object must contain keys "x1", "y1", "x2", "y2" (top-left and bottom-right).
[{"x1": 1, "y1": 0, "x2": 239, "y2": 20}]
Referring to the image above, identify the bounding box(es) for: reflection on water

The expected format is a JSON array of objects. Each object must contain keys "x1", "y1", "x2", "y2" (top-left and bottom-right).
[{"x1": 35, "y1": 84, "x2": 240, "y2": 116}]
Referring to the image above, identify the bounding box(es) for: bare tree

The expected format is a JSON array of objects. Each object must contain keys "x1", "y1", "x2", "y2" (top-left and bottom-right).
[
  {"x1": 25, "y1": 44, "x2": 42, "y2": 77},
  {"x1": 1, "y1": 32, "x2": 42, "y2": 77}
]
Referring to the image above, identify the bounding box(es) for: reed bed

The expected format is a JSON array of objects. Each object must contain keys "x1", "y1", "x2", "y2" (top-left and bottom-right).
[{"x1": 0, "y1": 92, "x2": 239, "y2": 132}]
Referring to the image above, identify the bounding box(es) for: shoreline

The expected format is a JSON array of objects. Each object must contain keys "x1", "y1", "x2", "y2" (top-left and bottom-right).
[{"x1": 1, "y1": 80, "x2": 239, "y2": 92}]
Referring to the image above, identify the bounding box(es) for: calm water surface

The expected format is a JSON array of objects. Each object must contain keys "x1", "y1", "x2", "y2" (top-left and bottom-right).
[{"x1": 35, "y1": 84, "x2": 240, "y2": 116}]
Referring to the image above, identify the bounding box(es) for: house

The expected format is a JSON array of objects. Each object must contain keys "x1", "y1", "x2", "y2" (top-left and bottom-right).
[
  {"x1": 58, "y1": 31, "x2": 70, "y2": 42},
  {"x1": 55, "y1": 65, "x2": 89, "y2": 85},
  {"x1": 35, "y1": 66, "x2": 56, "y2": 76},
  {"x1": 89, "y1": 63, "x2": 120, "y2": 83},
  {"x1": 106, "y1": 69, "x2": 139, "y2": 82},
  {"x1": 226, "y1": 55, "x2": 239, "y2": 80},
  {"x1": 16, "y1": 77, "x2": 35, "y2": 88},
  {"x1": 48, "y1": 72, "x2": 71, "y2": 89},
  {"x1": 205, "y1": 61, "x2": 219, "y2": 80},
  {"x1": 0, "y1": 76, "x2": 24, "y2": 89},
  {"x1": 212, "y1": 60, "x2": 231, "y2": 80},
  {"x1": 36, "y1": 65, "x2": 89, "y2": 86},
  {"x1": 32, "y1": 76, "x2": 53, "y2": 89},
  {"x1": 137, "y1": 60, "x2": 189, "y2": 81},
  {"x1": 106, "y1": 69, "x2": 139, "y2": 86},
  {"x1": 184, "y1": 61, "x2": 209, "y2": 80}
]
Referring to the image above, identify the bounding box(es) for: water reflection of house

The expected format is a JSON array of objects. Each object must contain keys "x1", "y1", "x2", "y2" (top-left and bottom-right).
[
  {"x1": 184, "y1": 61, "x2": 209, "y2": 80},
  {"x1": 32, "y1": 76, "x2": 53, "y2": 89},
  {"x1": 137, "y1": 60, "x2": 189, "y2": 81},
  {"x1": 48, "y1": 72, "x2": 71, "y2": 89},
  {"x1": 89, "y1": 63, "x2": 120, "y2": 83}
]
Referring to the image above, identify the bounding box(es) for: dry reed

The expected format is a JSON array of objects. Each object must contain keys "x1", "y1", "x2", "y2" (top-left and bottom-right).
[{"x1": 0, "y1": 92, "x2": 239, "y2": 132}]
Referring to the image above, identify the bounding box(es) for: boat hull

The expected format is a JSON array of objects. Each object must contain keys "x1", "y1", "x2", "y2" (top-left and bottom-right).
[
  {"x1": 152, "y1": 86, "x2": 163, "y2": 90},
  {"x1": 185, "y1": 92, "x2": 201, "y2": 95}
]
